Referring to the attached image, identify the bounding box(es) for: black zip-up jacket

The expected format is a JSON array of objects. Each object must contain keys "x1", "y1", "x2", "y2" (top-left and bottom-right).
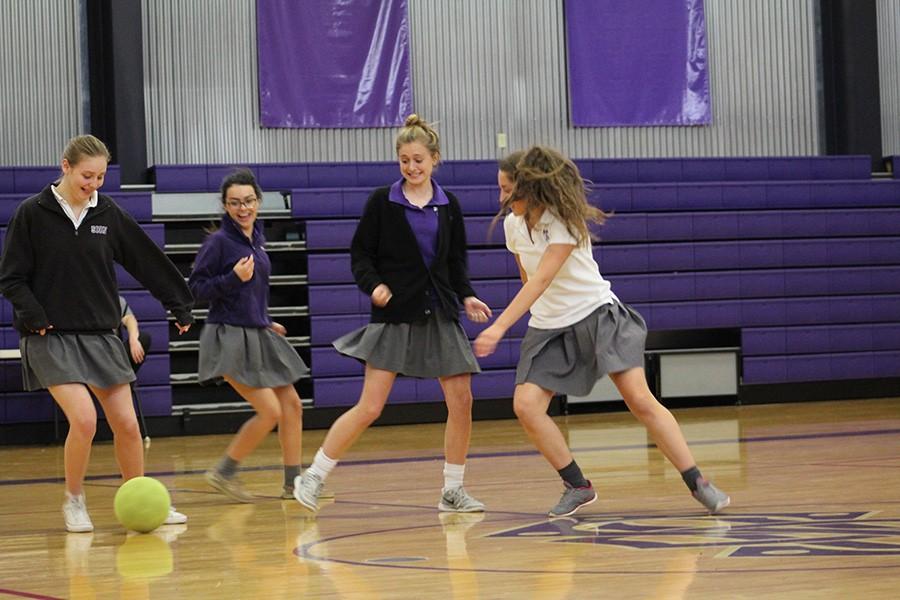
[
  {"x1": 351, "y1": 186, "x2": 477, "y2": 323},
  {"x1": 0, "y1": 186, "x2": 194, "y2": 335}
]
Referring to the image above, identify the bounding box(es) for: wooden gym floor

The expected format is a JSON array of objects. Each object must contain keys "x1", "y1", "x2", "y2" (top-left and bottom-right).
[{"x1": 1, "y1": 397, "x2": 899, "y2": 599}]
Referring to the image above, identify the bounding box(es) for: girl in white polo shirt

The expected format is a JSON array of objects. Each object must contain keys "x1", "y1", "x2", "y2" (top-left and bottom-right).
[{"x1": 474, "y1": 146, "x2": 729, "y2": 518}]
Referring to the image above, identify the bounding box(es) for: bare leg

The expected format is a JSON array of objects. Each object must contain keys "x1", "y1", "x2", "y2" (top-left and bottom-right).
[
  {"x1": 223, "y1": 376, "x2": 282, "y2": 461},
  {"x1": 321, "y1": 364, "x2": 396, "y2": 459},
  {"x1": 48, "y1": 384, "x2": 98, "y2": 495},
  {"x1": 513, "y1": 383, "x2": 573, "y2": 470},
  {"x1": 91, "y1": 383, "x2": 143, "y2": 481},
  {"x1": 438, "y1": 373, "x2": 474, "y2": 465},
  {"x1": 274, "y1": 384, "x2": 303, "y2": 467},
  {"x1": 609, "y1": 367, "x2": 696, "y2": 471}
]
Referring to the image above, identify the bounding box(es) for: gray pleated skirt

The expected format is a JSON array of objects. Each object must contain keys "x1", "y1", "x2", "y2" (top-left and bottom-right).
[
  {"x1": 19, "y1": 332, "x2": 135, "y2": 391},
  {"x1": 516, "y1": 301, "x2": 647, "y2": 396},
  {"x1": 333, "y1": 311, "x2": 481, "y2": 378},
  {"x1": 198, "y1": 323, "x2": 310, "y2": 388}
]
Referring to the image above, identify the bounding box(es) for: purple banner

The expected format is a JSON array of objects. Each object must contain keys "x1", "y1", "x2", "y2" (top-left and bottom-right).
[
  {"x1": 565, "y1": 0, "x2": 711, "y2": 127},
  {"x1": 257, "y1": 0, "x2": 412, "y2": 128}
]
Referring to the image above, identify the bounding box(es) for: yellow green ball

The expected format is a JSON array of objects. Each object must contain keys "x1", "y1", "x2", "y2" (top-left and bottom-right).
[{"x1": 114, "y1": 476, "x2": 170, "y2": 533}]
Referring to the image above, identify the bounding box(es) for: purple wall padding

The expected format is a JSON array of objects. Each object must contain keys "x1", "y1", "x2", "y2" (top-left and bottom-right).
[
  {"x1": 257, "y1": 0, "x2": 412, "y2": 128},
  {"x1": 565, "y1": 0, "x2": 710, "y2": 126}
]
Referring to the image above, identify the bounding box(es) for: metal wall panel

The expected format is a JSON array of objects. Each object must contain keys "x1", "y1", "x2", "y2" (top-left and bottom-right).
[
  {"x1": 878, "y1": 0, "x2": 900, "y2": 156},
  {"x1": 0, "y1": 0, "x2": 85, "y2": 165},
  {"x1": 142, "y1": 0, "x2": 823, "y2": 165}
]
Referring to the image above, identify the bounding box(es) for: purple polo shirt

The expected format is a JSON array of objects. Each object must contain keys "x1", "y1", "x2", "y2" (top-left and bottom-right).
[{"x1": 388, "y1": 178, "x2": 449, "y2": 268}]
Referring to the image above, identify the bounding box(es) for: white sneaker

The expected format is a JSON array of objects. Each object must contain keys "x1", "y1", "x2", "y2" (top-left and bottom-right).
[
  {"x1": 63, "y1": 493, "x2": 94, "y2": 533},
  {"x1": 164, "y1": 506, "x2": 188, "y2": 525}
]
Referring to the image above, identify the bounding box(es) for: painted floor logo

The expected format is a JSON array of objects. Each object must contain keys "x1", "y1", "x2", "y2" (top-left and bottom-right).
[{"x1": 488, "y1": 512, "x2": 900, "y2": 557}]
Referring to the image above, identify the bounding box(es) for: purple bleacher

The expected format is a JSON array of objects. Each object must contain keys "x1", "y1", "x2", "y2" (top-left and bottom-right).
[
  {"x1": 636, "y1": 159, "x2": 683, "y2": 183},
  {"x1": 0, "y1": 168, "x2": 13, "y2": 193},
  {"x1": 5, "y1": 165, "x2": 120, "y2": 193},
  {"x1": 290, "y1": 179, "x2": 900, "y2": 220},
  {"x1": 120, "y1": 291, "x2": 166, "y2": 320},
  {"x1": 681, "y1": 158, "x2": 726, "y2": 182},
  {"x1": 153, "y1": 165, "x2": 208, "y2": 192},
  {"x1": 309, "y1": 314, "x2": 368, "y2": 345},
  {"x1": 744, "y1": 350, "x2": 900, "y2": 384},
  {"x1": 310, "y1": 238, "x2": 900, "y2": 286},
  {"x1": 1, "y1": 391, "x2": 56, "y2": 423},
  {"x1": 0, "y1": 298, "x2": 10, "y2": 325},
  {"x1": 258, "y1": 163, "x2": 309, "y2": 189},
  {"x1": 0, "y1": 384, "x2": 173, "y2": 424},
  {"x1": 744, "y1": 323, "x2": 900, "y2": 356},
  {"x1": 312, "y1": 368, "x2": 517, "y2": 407},
  {"x1": 308, "y1": 285, "x2": 368, "y2": 315},
  {"x1": 809, "y1": 156, "x2": 870, "y2": 179},
  {"x1": 445, "y1": 160, "x2": 501, "y2": 185},
  {"x1": 133, "y1": 354, "x2": 170, "y2": 386},
  {"x1": 588, "y1": 159, "x2": 639, "y2": 183},
  {"x1": 303, "y1": 207, "x2": 900, "y2": 250},
  {"x1": 308, "y1": 163, "x2": 353, "y2": 187},
  {"x1": 639, "y1": 294, "x2": 900, "y2": 332},
  {"x1": 356, "y1": 162, "x2": 399, "y2": 187}
]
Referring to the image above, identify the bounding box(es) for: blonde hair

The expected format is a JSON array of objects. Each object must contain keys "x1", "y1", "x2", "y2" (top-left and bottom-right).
[
  {"x1": 63, "y1": 134, "x2": 111, "y2": 166},
  {"x1": 501, "y1": 146, "x2": 607, "y2": 245},
  {"x1": 395, "y1": 114, "x2": 440, "y2": 161}
]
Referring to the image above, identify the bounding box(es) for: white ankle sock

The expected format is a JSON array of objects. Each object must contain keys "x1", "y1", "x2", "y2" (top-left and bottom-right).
[
  {"x1": 308, "y1": 448, "x2": 338, "y2": 481},
  {"x1": 443, "y1": 462, "x2": 465, "y2": 492}
]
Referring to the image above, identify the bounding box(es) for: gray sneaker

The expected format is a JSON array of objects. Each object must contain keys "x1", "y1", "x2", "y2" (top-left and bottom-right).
[
  {"x1": 205, "y1": 469, "x2": 255, "y2": 503},
  {"x1": 548, "y1": 482, "x2": 597, "y2": 517},
  {"x1": 692, "y1": 479, "x2": 730, "y2": 514},
  {"x1": 293, "y1": 471, "x2": 323, "y2": 513},
  {"x1": 438, "y1": 487, "x2": 485, "y2": 513}
]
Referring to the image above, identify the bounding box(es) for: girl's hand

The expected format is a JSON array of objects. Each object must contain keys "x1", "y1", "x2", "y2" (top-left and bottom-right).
[
  {"x1": 129, "y1": 336, "x2": 145, "y2": 363},
  {"x1": 31, "y1": 324, "x2": 53, "y2": 336},
  {"x1": 371, "y1": 284, "x2": 393, "y2": 307},
  {"x1": 175, "y1": 322, "x2": 191, "y2": 335},
  {"x1": 463, "y1": 296, "x2": 492, "y2": 323},
  {"x1": 473, "y1": 324, "x2": 504, "y2": 358},
  {"x1": 270, "y1": 321, "x2": 287, "y2": 336},
  {"x1": 233, "y1": 255, "x2": 255, "y2": 282}
]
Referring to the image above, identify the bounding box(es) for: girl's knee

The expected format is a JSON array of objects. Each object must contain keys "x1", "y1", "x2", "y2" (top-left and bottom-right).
[
  {"x1": 68, "y1": 416, "x2": 97, "y2": 440},
  {"x1": 513, "y1": 397, "x2": 541, "y2": 423},
  {"x1": 259, "y1": 403, "x2": 282, "y2": 427},
  {"x1": 625, "y1": 393, "x2": 663, "y2": 422},
  {"x1": 115, "y1": 418, "x2": 142, "y2": 441},
  {"x1": 355, "y1": 402, "x2": 383, "y2": 424},
  {"x1": 445, "y1": 390, "x2": 474, "y2": 415}
]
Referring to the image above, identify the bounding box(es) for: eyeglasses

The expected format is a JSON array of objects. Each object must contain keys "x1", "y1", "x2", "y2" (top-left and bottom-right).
[{"x1": 225, "y1": 197, "x2": 259, "y2": 209}]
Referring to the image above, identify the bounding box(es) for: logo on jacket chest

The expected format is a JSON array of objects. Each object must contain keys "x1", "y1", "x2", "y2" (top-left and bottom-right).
[{"x1": 90, "y1": 225, "x2": 108, "y2": 235}]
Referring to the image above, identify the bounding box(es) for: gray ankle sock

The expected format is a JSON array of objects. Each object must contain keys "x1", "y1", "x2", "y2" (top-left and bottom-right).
[
  {"x1": 217, "y1": 455, "x2": 239, "y2": 479},
  {"x1": 681, "y1": 466, "x2": 702, "y2": 492},
  {"x1": 284, "y1": 464, "x2": 301, "y2": 488},
  {"x1": 557, "y1": 460, "x2": 590, "y2": 489}
]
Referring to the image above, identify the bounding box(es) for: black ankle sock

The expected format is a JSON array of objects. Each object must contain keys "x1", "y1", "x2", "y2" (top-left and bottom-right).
[
  {"x1": 557, "y1": 460, "x2": 590, "y2": 488},
  {"x1": 681, "y1": 466, "x2": 702, "y2": 492},
  {"x1": 284, "y1": 464, "x2": 301, "y2": 488}
]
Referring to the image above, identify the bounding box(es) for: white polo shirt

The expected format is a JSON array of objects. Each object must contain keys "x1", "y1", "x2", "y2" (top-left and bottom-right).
[
  {"x1": 504, "y1": 210, "x2": 615, "y2": 329},
  {"x1": 51, "y1": 184, "x2": 98, "y2": 229}
]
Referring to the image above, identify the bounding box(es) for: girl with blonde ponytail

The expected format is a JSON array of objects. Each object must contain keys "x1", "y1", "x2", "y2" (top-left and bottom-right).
[{"x1": 294, "y1": 115, "x2": 491, "y2": 515}]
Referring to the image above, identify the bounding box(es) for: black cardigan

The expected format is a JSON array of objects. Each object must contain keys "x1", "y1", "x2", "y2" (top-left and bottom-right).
[
  {"x1": 350, "y1": 186, "x2": 477, "y2": 323},
  {"x1": 0, "y1": 186, "x2": 194, "y2": 335}
]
